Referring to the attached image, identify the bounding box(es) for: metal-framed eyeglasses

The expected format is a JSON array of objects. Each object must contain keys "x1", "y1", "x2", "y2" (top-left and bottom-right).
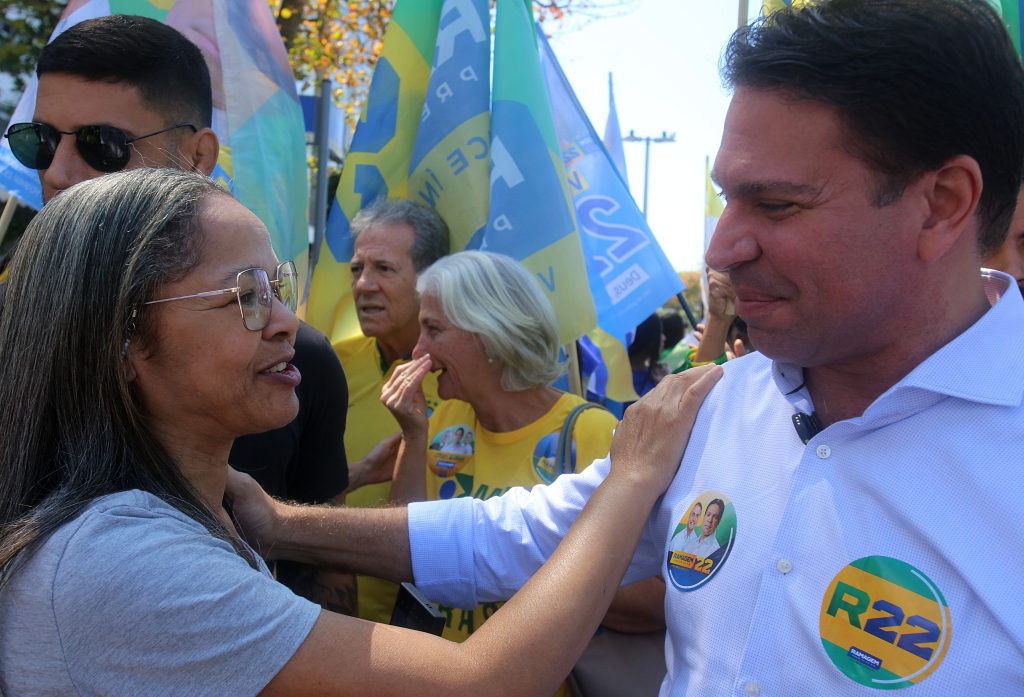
[{"x1": 143, "y1": 261, "x2": 298, "y2": 332}]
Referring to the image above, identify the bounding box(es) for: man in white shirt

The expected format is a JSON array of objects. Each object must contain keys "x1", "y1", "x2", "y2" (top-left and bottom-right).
[
  {"x1": 670, "y1": 501, "x2": 702, "y2": 553},
  {"x1": 228, "y1": 1, "x2": 1024, "y2": 693}
]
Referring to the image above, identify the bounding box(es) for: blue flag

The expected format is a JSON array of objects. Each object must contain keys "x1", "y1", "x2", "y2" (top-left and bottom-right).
[
  {"x1": 408, "y1": 0, "x2": 492, "y2": 253},
  {"x1": 483, "y1": 0, "x2": 596, "y2": 344},
  {"x1": 538, "y1": 30, "x2": 684, "y2": 401}
]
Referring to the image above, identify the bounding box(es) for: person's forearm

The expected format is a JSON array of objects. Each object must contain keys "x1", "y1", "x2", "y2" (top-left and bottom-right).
[
  {"x1": 389, "y1": 433, "x2": 427, "y2": 504},
  {"x1": 693, "y1": 313, "x2": 732, "y2": 363},
  {"x1": 457, "y1": 471, "x2": 661, "y2": 695},
  {"x1": 269, "y1": 503, "x2": 414, "y2": 582}
]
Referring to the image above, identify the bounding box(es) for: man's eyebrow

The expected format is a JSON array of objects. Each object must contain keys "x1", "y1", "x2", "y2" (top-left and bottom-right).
[{"x1": 711, "y1": 175, "x2": 821, "y2": 199}]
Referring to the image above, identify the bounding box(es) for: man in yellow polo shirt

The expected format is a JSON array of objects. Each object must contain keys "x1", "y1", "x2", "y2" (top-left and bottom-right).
[{"x1": 339, "y1": 197, "x2": 449, "y2": 623}]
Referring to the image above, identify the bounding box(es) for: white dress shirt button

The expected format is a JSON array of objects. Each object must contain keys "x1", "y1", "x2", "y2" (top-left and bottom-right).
[
  {"x1": 777, "y1": 558, "x2": 793, "y2": 574},
  {"x1": 816, "y1": 444, "x2": 831, "y2": 459},
  {"x1": 743, "y1": 681, "x2": 761, "y2": 697}
]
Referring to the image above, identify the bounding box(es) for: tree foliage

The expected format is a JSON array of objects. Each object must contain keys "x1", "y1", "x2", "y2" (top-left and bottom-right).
[
  {"x1": 270, "y1": 0, "x2": 630, "y2": 128},
  {"x1": 0, "y1": 1, "x2": 64, "y2": 97},
  {"x1": 270, "y1": 0, "x2": 392, "y2": 126}
]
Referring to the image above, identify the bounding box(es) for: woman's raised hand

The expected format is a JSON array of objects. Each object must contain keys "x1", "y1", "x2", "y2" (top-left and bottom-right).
[{"x1": 380, "y1": 354, "x2": 433, "y2": 438}]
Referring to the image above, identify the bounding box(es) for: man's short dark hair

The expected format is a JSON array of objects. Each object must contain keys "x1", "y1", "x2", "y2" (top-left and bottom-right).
[
  {"x1": 705, "y1": 499, "x2": 725, "y2": 520},
  {"x1": 722, "y1": 0, "x2": 1024, "y2": 256},
  {"x1": 37, "y1": 15, "x2": 212, "y2": 130},
  {"x1": 351, "y1": 199, "x2": 451, "y2": 272}
]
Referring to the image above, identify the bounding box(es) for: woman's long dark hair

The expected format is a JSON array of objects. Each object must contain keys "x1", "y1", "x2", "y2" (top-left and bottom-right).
[{"x1": 0, "y1": 168, "x2": 256, "y2": 588}]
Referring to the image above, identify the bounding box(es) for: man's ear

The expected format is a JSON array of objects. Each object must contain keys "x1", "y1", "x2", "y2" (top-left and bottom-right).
[
  {"x1": 918, "y1": 154, "x2": 982, "y2": 263},
  {"x1": 183, "y1": 127, "x2": 220, "y2": 177}
]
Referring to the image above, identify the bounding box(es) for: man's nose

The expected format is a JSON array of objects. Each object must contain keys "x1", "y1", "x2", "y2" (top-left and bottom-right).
[
  {"x1": 40, "y1": 135, "x2": 97, "y2": 202},
  {"x1": 353, "y1": 269, "x2": 378, "y2": 291},
  {"x1": 704, "y1": 207, "x2": 761, "y2": 271}
]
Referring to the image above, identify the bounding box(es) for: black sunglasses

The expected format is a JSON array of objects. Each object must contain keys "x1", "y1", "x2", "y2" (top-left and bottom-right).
[{"x1": 4, "y1": 122, "x2": 197, "y2": 173}]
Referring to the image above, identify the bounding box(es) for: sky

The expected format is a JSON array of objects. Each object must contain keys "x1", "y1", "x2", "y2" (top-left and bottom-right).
[{"x1": 549, "y1": 0, "x2": 743, "y2": 272}]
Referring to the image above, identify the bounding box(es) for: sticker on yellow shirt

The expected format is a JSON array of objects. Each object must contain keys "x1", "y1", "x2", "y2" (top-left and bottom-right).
[
  {"x1": 427, "y1": 424, "x2": 475, "y2": 478},
  {"x1": 532, "y1": 431, "x2": 564, "y2": 484},
  {"x1": 666, "y1": 492, "x2": 736, "y2": 592},
  {"x1": 819, "y1": 556, "x2": 951, "y2": 689}
]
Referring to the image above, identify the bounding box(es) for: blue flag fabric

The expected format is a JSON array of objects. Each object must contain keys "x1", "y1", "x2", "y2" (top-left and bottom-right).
[
  {"x1": 408, "y1": 0, "x2": 492, "y2": 253},
  {"x1": 483, "y1": 0, "x2": 596, "y2": 344},
  {"x1": 538, "y1": 30, "x2": 684, "y2": 400}
]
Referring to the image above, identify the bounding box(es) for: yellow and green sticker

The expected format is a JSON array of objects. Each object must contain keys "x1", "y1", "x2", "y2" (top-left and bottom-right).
[{"x1": 820, "y1": 556, "x2": 951, "y2": 689}]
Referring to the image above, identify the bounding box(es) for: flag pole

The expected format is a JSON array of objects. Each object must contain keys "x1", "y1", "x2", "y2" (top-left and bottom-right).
[
  {"x1": 0, "y1": 195, "x2": 19, "y2": 249},
  {"x1": 311, "y1": 76, "x2": 332, "y2": 281},
  {"x1": 565, "y1": 341, "x2": 584, "y2": 397}
]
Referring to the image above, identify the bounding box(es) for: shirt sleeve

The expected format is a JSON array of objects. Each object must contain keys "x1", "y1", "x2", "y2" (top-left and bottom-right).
[
  {"x1": 409, "y1": 455, "x2": 663, "y2": 607},
  {"x1": 52, "y1": 502, "x2": 321, "y2": 697}
]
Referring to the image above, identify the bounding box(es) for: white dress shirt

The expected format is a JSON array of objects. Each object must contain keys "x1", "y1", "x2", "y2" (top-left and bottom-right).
[{"x1": 409, "y1": 271, "x2": 1024, "y2": 695}]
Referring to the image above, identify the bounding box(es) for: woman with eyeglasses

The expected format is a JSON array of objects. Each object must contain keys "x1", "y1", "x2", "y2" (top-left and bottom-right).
[{"x1": 0, "y1": 167, "x2": 719, "y2": 696}]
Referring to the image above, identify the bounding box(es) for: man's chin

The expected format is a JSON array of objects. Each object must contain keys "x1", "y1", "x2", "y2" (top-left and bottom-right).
[{"x1": 356, "y1": 315, "x2": 392, "y2": 338}]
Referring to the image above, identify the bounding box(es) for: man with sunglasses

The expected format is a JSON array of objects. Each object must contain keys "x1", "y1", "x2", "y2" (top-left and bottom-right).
[{"x1": 3, "y1": 15, "x2": 356, "y2": 614}]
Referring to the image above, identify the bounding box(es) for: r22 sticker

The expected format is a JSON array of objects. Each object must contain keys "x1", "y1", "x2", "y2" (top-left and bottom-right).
[
  {"x1": 820, "y1": 556, "x2": 951, "y2": 689},
  {"x1": 665, "y1": 491, "x2": 736, "y2": 591}
]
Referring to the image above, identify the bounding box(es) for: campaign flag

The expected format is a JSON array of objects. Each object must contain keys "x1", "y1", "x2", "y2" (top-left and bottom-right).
[
  {"x1": 602, "y1": 73, "x2": 629, "y2": 187},
  {"x1": 704, "y1": 156, "x2": 723, "y2": 252},
  {"x1": 538, "y1": 30, "x2": 683, "y2": 402},
  {"x1": 306, "y1": 0, "x2": 445, "y2": 342},
  {"x1": 407, "y1": 0, "x2": 492, "y2": 254},
  {"x1": 0, "y1": 0, "x2": 309, "y2": 292},
  {"x1": 702, "y1": 155, "x2": 724, "y2": 315},
  {"x1": 996, "y1": 1, "x2": 1024, "y2": 55},
  {"x1": 483, "y1": 0, "x2": 596, "y2": 344}
]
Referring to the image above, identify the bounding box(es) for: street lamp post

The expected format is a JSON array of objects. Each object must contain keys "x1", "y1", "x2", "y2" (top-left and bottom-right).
[{"x1": 622, "y1": 129, "x2": 675, "y2": 218}]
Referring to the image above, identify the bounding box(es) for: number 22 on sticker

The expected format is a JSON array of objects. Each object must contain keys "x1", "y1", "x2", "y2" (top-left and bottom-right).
[{"x1": 826, "y1": 581, "x2": 940, "y2": 660}]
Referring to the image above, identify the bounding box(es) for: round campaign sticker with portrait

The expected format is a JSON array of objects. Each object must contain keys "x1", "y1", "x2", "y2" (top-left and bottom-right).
[
  {"x1": 819, "y1": 556, "x2": 951, "y2": 690},
  {"x1": 666, "y1": 491, "x2": 736, "y2": 591},
  {"x1": 427, "y1": 424, "x2": 475, "y2": 478}
]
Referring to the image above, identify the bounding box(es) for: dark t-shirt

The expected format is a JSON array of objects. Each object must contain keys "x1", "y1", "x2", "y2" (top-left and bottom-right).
[{"x1": 230, "y1": 320, "x2": 349, "y2": 502}]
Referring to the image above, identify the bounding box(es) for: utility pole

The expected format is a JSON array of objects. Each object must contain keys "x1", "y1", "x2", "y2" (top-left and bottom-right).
[
  {"x1": 622, "y1": 130, "x2": 675, "y2": 218},
  {"x1": 622, "y1": 129, "x2": 699, "y2": 330}
]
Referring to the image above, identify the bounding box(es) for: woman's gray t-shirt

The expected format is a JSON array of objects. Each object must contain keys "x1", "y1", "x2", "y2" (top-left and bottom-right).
[{"x1": 0, "y1": 490, "x2": 320, "y2": 696}]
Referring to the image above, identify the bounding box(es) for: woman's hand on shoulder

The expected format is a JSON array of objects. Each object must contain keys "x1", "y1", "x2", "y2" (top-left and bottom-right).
[
  {"x1": 608, "y1": 363, "x2": 722, "y2": 495},
  {"x1": 225, "y1": 467, "x2": 282, "y2": 558}
]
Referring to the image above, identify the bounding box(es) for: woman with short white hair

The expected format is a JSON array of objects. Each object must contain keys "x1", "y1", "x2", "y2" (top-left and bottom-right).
[{"x1": 371, "y1": 251, "x2": 667, "y2": 697}]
